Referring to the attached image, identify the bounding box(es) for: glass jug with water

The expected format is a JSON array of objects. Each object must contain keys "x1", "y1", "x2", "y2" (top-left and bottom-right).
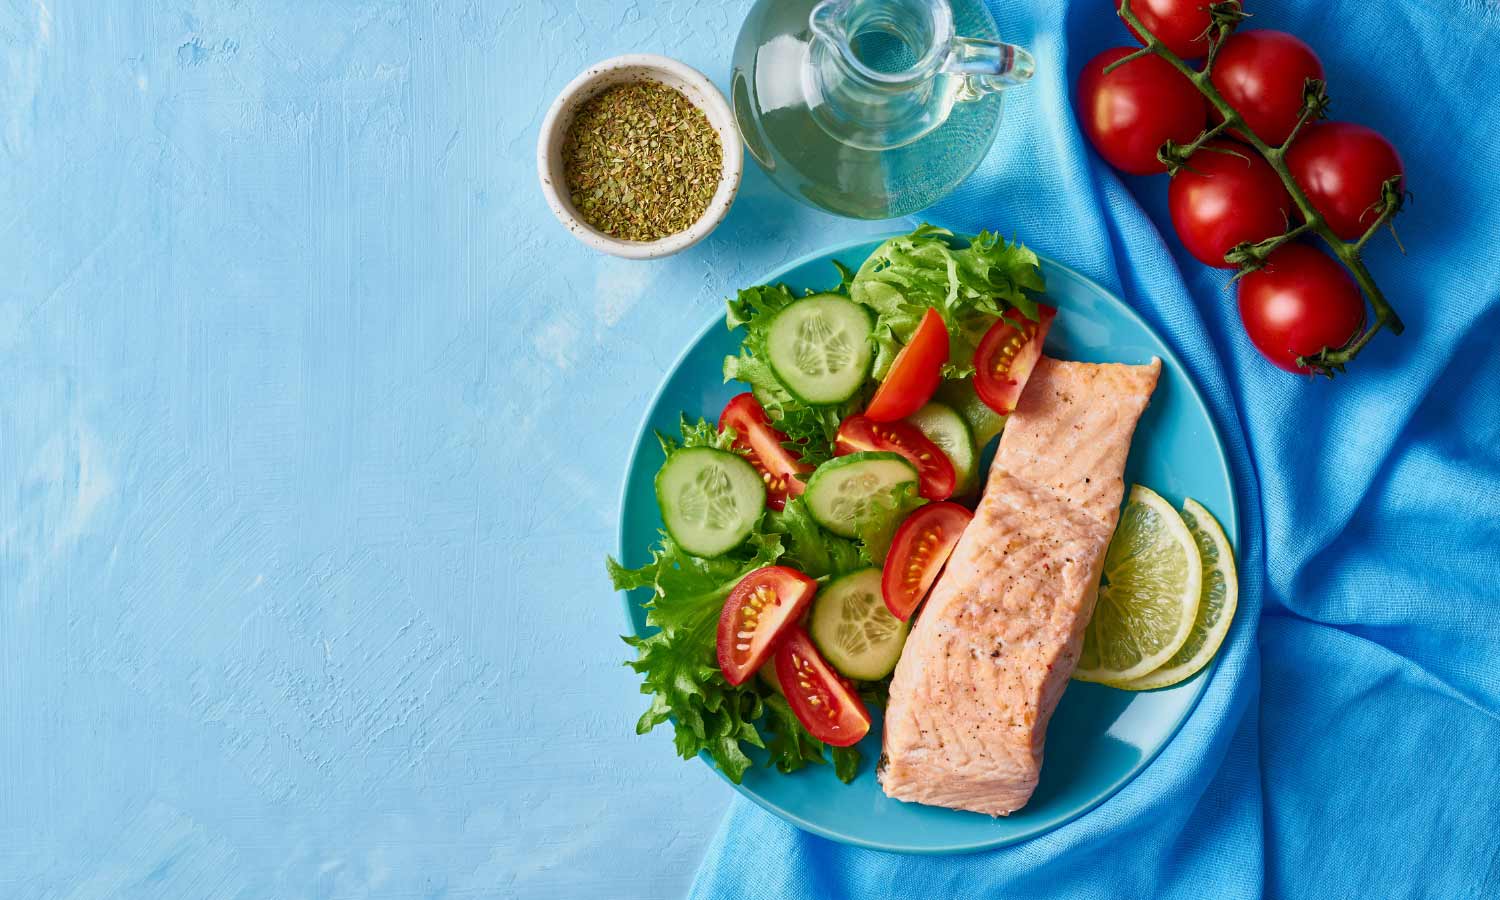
[{"x1": 732, "y1": 0, "x2": 1034, "y2": 219}]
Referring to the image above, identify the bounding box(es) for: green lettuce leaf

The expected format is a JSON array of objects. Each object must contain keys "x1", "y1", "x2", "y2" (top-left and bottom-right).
[
  {"x1": 765, "y1": 497, "x2": 864, "y2": 580},
  {"x1": 656, "y1": 412, "x2": 738, "y2": 457},
  {"x1": 857, "y1": 674, "x2": 893, "y2": 710},
  {"x1": 832, "y1": 745, "x2": 861, "y2": 783},
  {"x1": 762, "y1": 692, "x2": 832, "y2": 776},
  {"x1": 852, "y1": 481, "x2": 927, "y2": 566},
  {"x1": 609, "y1": 526, "x2": 783, "y2": 782},
  {"x1": 851, "y1": 225, "x2": 1045, "y2": 380}
]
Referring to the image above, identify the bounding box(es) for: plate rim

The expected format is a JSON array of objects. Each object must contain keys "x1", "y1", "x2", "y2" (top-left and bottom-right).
[{"x1": 612, "y1": 233, "x2": 1238, "y2": 854}]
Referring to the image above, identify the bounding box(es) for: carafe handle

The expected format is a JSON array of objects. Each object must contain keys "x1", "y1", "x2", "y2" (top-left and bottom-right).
[{"x1": 945, "y1": 36, "x2": 1035, "y2": 99}]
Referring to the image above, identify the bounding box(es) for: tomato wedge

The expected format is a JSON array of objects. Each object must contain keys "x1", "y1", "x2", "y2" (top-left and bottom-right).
[
  {"x1": 718, "y1": 392, "x2": 811, "y2": 511},
  {"x1": 881, "y1": 502, "x2": 973, "y2": 621},
  {"x1": 773, "y1": 627, "x2": 871, "y2": 747},
  {"x1": 835, "y1": 415, "x2": 956, "y2": 501},
  {"x1": 973, "y1": 305, "x2": 1057, "y2": 415},
  {"x1": 716, "y1": 566, "x2": 818, "y2": 686},
  {"x1": 864, "y1": 308, "x2": 949, "y2": 422}
]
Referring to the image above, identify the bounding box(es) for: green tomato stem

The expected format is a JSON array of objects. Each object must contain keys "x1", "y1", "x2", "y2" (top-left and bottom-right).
[{"x1": 1115, "y1": 0, "x2": 1406, "y2": 376}]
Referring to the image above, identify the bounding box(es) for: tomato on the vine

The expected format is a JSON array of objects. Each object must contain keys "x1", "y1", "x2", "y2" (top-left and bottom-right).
[
  {"x1": 1168, "y1": 140, "x2": 1291, "y2": 268},
  {"x1": 1287, "y1": 122, "x2": 1404, "y2": 240},
  {"x1": 1237, "y1": 243, "x2": 1364, "y2": 372},
  {"x1": 1116, "y1": 0, "x2": 1225, "y2": 59},
  {"x1": 1209, "y1": 30, "x2": 1324, "y2": 146},
  {"x1": 1078, "y1": 47, "x2": 1206, "y2": 175}
]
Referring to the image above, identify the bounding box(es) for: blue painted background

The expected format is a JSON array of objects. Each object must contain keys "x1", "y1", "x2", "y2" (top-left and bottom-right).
[{"x1": 0, "y1": 2, "x2": 896, "y2": 897}]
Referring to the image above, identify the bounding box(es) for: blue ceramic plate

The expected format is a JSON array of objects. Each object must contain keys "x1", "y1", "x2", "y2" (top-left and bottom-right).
[{"x1": 615, "y1": 236, "x2": 1237, "y2": 854}]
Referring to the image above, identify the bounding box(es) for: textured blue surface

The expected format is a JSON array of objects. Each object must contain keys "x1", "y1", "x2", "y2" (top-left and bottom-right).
[
  {"x1": 0, "y1": 2, "x2": 891, "y2": 898},
  {"x1": 618, "y1": 240, "x2": 1235, "y2": 852},
  {"x1": 6, "y1": 0, "x2": 1500, "y2": 897},
  {"x1": 692, "y1": 0, "x2": 1500, "y2": 898}
]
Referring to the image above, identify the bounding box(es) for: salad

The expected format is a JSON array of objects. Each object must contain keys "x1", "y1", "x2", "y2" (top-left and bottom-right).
[{"x1": 607, "y1": 225, "x2": 1054, "y2": 783}]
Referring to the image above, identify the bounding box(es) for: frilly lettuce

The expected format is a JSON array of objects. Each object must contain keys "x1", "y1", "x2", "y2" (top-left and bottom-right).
[{"x1": 851, "y1": 225, "x2": 1045, "y2": 380}]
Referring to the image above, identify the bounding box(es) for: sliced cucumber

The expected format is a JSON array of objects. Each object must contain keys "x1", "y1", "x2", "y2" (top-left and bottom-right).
[
  {"x1": 934, "y1": 377, "x2": 1006, "y2": 449},
  {"x1": 654, "y1": 447, "x2": 766, "y2": 557},
  {"x1": 906, "y1": 402, "x2": 977, "y2": 495},
  {"x1": 804, "y1": 452, "x2": 918, "y2": 538},
  {"x1": 765, "y1": 293, "x2": 874, "y2": 405},
  {"x1": 809, "y1": 568, "x2": 909, "y2": 680}
]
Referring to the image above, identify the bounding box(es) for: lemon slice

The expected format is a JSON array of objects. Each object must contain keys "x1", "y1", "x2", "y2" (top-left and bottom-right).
[
  {"x1": 1074, "y1": 485, "x2": 1202, "y2": 686},
  {"x1": 1117, "y1": 499, "x2": 1238, "y2": 690}
]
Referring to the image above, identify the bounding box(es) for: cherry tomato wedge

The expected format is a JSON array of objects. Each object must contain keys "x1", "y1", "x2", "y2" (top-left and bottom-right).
[
  {"x1": 716, "y1": 566, "x2": 819, "y2": 686},
  {"x1": 718, "y1": 392, "x2": 811, "y2": 511},
  {"x1": 865, "y1": 308, "x2": 949, "y2": 422},
  {"x1": 774, "y1": 626, "x2": 871, "y2": 747},
  {"x1": 881, "y1": 502, "x2": 973, "y2": 621},
  {"x1": 835, "y1": 415, "x2": 957, "y2": 501},
  {"x1": 973, "y1": 305, "x2": 1056, "y2": 415}
]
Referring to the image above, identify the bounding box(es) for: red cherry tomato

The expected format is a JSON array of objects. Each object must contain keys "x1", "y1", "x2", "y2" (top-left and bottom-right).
[
  {"x1": 1209, "y1": 30, "x2": 1324, "y2": 146},
  {"x1": 719, "y1": 392, "x2": 811, "y2": 511},
  {"x1": 835, "y1": 415, "x2": 957, "y2": 501},
  {"x1": 1117, "y1": 0, "x2": 1224, "y2": 59},
  {"x1": 1287, "y1": 122, "x2": 1405, "y2": 240},
  {"x1": 774, "y1": 627, "x2": 871, "y2": 747},
  {"x1": 881, "y1": 502, "x2": 973, "y2": 621},
  {"x1": 1237, "y1": 244, "x2": 1364, "y2": 372},
  {"x1": 716, "y1": 566, "x2": 819, "y2": 686},
  {"x1": 1078, "y1": 47, "x2": 1207, "y2": 175},
  {"x1": 973, "y1": 305, "x2": 1056, "y2": 415},
  {"x1": 865, "y1": 307, "x2": 949, "y2": 422},
  {"x1": 1168, "y1": 140, "x2": 1291, "y2": 268}
]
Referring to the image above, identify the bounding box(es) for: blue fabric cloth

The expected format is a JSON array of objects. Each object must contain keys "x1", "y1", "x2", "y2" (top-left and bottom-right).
[{"x1": 691, "y1": 1, "x2": 1500, "y2": 896}]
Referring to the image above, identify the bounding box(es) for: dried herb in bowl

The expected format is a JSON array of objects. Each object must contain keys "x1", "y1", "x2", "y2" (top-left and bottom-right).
[{"x1": 562, "y1": 80, "x2": 722, "y2": 243}]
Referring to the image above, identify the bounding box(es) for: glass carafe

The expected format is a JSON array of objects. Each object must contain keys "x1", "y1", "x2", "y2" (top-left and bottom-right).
[{"x1": 731, "y1": 0, "x2": 1035, "y2": 220}]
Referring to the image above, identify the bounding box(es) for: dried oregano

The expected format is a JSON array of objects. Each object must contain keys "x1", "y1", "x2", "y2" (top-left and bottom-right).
[{"x1": 562, "y1": 80, "x2": 722, "y2": 242}]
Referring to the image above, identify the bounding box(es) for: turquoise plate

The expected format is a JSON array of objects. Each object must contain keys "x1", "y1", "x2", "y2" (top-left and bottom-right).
[{"x1": 615, "y1": 236, "x2": 1238, "y2": 854}]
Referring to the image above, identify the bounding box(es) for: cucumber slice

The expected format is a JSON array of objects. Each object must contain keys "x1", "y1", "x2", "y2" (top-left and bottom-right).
[
  {"x1": 809, "y1": 568, "x2": 909, "y2": 680},
  {"x1": 654, "y1": 447, "x2": 766, "y2": 557},
  {"x1": 765, "y1": 293, "x2": 874, "y2": 405},
  {"x1": 934, "y1": 377, "x2": 1006, "y2": 449},
  {"x1": 804, "y1": 452, "x2": 918, "y2": 538},
  {"x1": 906, "y1": 402, "x2": 978, "y2": 495}
]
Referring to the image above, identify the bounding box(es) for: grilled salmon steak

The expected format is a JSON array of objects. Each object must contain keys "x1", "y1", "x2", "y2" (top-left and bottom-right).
[{"x1": 880, "y1": 356, "x2": 1162, "y2": 815}]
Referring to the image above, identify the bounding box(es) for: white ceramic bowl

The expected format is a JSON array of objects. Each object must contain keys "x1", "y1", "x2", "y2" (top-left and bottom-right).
[{"x1": 537, "y1": 54, "x2": 743, "y2": 260}]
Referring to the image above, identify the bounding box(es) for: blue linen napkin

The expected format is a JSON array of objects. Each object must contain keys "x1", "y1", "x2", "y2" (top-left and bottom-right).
[{"x1": 691, "y1": 1, "x2": 1500, "y2": 896}]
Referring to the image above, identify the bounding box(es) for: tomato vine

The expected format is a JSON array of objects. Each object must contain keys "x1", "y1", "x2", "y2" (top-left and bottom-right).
[{"x1": 1111, "y1": 0, "x2": 1406, "y2": 376}]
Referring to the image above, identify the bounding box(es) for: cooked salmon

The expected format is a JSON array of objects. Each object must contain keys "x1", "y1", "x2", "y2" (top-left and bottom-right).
[{"x1": 879, "y1": 356, "x2": 1162, "y2": 816}]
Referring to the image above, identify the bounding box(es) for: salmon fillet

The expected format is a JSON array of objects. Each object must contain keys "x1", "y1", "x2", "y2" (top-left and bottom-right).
[{"x1": 879, "y1": 356, "x2": 1161, "y2": 816}]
